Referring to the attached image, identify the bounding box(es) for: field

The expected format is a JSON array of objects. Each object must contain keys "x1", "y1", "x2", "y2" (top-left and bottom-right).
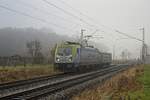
[
  {"x1": 72, "y1": 64, "x2": 150, "y2": 100},
  {"x1": 0, "y1": 64, "x2": 59, "y2": 84}
]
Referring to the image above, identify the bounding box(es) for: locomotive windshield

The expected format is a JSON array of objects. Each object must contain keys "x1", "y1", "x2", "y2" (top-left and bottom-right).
[{"x1": 57, "y1": 47, "x2": 72, "y2": 56}]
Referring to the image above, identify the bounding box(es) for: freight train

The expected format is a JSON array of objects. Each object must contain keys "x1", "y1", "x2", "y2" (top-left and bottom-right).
[{"x1": 54, "y1": 41, "x2": 112, "y2": 72}]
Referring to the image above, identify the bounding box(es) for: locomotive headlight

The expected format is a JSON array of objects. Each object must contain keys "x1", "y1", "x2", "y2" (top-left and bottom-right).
[
  {"x1": 68, "y1": 58, "x2": 72, "y2": 62},
  {"x1": 56, "y1": 58, "x2": 60, "y2": 62},
  {"x1": 68, "y1": 56, "x2": 72, "y2": 62},
  {"x1": 56, "y1": 55, "x2": 60, "y2": 62}
]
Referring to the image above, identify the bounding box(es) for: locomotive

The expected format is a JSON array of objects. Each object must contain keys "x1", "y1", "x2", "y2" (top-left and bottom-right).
[{"x1": 54, "y1": 41, "x2": 112, "y2": 72}]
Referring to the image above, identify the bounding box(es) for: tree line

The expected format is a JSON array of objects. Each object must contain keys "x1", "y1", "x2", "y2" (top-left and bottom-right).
[{"x1": 0, "y1": 40, "x2": 56, "y2": 67}]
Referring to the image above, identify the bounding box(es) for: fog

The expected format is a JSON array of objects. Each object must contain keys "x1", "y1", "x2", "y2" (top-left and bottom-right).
[{"x1": 0, "y1": 0, "x2": 150, "y2": 59}]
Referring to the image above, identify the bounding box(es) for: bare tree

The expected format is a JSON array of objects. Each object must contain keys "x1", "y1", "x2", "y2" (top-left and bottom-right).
[
  {"x1": 50, "y1": 44, "x2": 57, "y2": 63},
  {"x1": 26, "y1": 40, "x2": 43, "y2": 64}
]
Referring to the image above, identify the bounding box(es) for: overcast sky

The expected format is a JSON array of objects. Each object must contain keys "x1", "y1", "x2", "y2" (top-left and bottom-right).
[{"x1": 0, "y1": 0, "x2": 150, "y2": 58}]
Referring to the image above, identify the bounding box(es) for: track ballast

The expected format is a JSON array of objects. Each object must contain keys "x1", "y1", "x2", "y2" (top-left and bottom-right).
[{"x1": 0, "y1": 64, "x2": 131, "y2": 100}]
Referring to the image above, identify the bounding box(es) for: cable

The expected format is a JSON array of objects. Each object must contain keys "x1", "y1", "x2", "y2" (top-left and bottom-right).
[
  {"x1": 57, "y1": 0, "x2": 143, "y2": 42},
  {"x1": 0, "y1": 4, "x2": 77, "y2": 33},
  {"x1": 2, "y1": 0, "x2": 142, "y2": 42},
  {"x1": 42, "y1": 0, "x2": 96, "y2": 28},
  {"x1": 57, "y1": 0, "x2": 106, "y2": 29},
  {"x1": 58, "y1": 0, "x2": 87, "y2": 18},
  {"x1": 115, "y1": 30, "x2": 143, "y2": 42},
  {"x1": 58, "y1": 0, "x2": 96, "y2": 23},
  {"x1": 14, "y1": 0, "x2": 81, "y2": 27}
]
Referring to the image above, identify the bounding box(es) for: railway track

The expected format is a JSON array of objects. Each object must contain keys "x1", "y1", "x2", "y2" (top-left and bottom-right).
[
  {"x1": 0, "y1": 72, "x2": 77, "y2": 98},
  {"x1": 0, "y1": 64, "x2": 130, "y2": 100}
]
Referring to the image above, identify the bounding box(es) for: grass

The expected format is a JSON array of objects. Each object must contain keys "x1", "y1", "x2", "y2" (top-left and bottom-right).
[
  {"x1": 107, "y1": 64, "x2": 150, "y2": 100},
  {"x1": 0, "y1": 64, "x2": 59, "y2": 84},
  {"x1": 132, "y1": 64, "x2": 150, "y2": 100},
  {"x1": 72, "y1": 65, "x2": 145, "y2": 100}
]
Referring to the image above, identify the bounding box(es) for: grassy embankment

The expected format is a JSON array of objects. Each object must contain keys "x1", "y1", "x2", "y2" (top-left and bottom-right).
[
  {"x1": 72, "y1": 64, "x2": 150, "y2": 100},
  {"x1": 124, "y1": 64, "x2": 150, "y2": 100},
  {"x1": 0, "y1": 64, "x2": 59, "y2": 84},
  {"x1": 136, "y1": 64, "x2": 150, "y2": 100}
]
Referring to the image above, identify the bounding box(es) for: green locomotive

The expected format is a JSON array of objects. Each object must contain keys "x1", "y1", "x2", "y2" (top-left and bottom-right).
[{"x1": 54, "y1": 41, "x2": 112, "y2": 72}]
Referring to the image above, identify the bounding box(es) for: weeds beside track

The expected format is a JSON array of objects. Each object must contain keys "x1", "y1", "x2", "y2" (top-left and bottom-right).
[{"x1": 0, "y1": 64, "x2": 131, "y2": 100}]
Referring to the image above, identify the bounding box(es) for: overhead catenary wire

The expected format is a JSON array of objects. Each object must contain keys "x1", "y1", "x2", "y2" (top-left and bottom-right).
[
  {"x1": 58, "y1": 0, "x2": 99, "y2": 24},
  {"x1": 1, "y1": 0, "x2": 143, "y2": 42},
  {"x1": 0, "y1": 4, "x2": 78, "y2": 33},
  {"x1": 11, "y1": 0, "x2": 105, "y2": 37},
  {"x1": 56, "y1": 0, "x2": 114, "y2": 31},
  {"x1": 13, "y1": 0, "x2": 81, "y2": 27},
  {"x1": 42, "y1": 0, "x2": 96, "y2": 28},
  {"x1": 115, "y1": 30, "x2": 143, "y2": 42},
  {"x1": 57, "y1": 0, "x2": 143, "y2": 42}
]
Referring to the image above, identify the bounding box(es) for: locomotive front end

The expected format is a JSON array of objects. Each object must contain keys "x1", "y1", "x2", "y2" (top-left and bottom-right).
[
  {"x1": 54, "y1": 42, "x2": 80, "y2": 72},
  {"x1": 55, "y1": 47, "x2": 73, "y2": 63}
]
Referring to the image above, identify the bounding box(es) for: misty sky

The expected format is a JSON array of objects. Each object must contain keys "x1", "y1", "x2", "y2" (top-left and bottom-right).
[{"x1": 0, "y1": 0, "x2": 150, "y2": 58}]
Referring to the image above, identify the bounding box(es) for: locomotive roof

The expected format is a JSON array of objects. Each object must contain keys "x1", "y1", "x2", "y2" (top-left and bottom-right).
[
  {"x1": 57, "y1": 41, "x2": 81, "y2": 48},
  {"x1": 65, "y1": 41, "x2": 81, "y2": 45}
]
